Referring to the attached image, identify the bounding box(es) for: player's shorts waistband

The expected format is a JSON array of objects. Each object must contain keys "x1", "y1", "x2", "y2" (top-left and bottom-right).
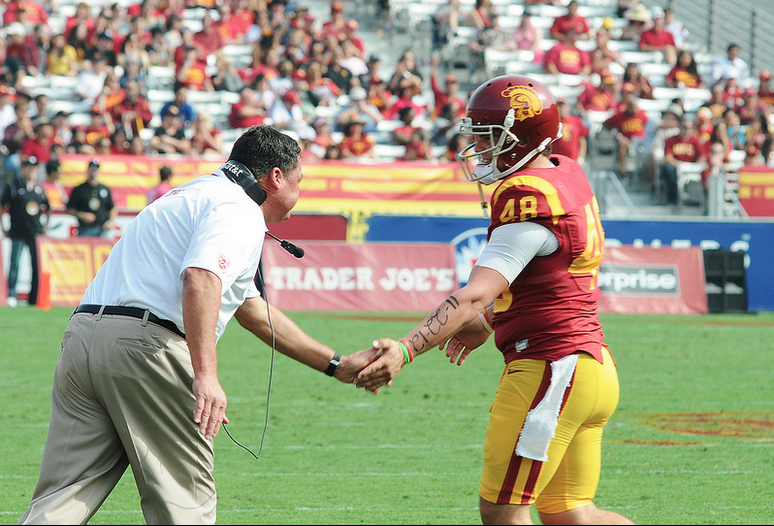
[{"x1": 73, "y1": 304, "x2": 186, "y2": 339}]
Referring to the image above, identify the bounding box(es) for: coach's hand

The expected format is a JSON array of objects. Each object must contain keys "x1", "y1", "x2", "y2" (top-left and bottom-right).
[
  {"x1": 193, "y1": 373, "x2": 229, "y2": 439},
  {"x1": 354, "y1": 339, "x2": 404, "y2": 393},
  {"x1": 335, "y1": 348, "x2": 380, "y2": 388}
]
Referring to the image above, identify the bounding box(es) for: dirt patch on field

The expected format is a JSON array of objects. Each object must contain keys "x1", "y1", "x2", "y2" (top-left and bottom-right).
[{"x1": 632, "y1": 412, "x2": 774, "y2": 438}]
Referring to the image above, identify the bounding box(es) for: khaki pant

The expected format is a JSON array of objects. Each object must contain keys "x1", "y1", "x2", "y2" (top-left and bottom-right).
[{"x1": 19, "y1": 311, "x2": 217, "y2": 525}]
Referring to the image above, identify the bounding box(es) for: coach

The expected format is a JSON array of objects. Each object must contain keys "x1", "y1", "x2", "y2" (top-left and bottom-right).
[{"x1": 19, "y1": 126, "x2": 377, "y2": 524}]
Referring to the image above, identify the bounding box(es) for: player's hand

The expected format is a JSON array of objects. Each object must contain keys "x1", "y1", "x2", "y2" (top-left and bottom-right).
[
  {"x1": 354, "y1": 339, "x2": 404, "y2": 393},
  {"x1": 439, "y1": 316, "x2": 491, "y2": 366},
  {"x1": 335, "y1": 348, "x2": 381, "y2": 391},
  {"x1": 192, "y1": 374, "x2": 229, "y2": 439}
]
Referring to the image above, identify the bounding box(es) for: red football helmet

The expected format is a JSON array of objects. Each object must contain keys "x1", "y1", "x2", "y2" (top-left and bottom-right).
[{"x1": 459, "y1": 75, "x2": 562, "y2": 184}]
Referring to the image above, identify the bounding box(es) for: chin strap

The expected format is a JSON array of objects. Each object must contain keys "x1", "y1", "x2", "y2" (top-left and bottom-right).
[{"x1": 477, "y1": 182, "x2": 489, "y2": 218}]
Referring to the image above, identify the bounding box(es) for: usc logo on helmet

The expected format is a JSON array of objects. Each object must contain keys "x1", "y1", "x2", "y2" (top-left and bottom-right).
[{"x1": 501, "y1": 85, "x2": 543, "y2": 122}]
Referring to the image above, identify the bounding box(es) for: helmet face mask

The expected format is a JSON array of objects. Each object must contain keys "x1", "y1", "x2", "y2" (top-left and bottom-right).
[{"x1": 458, "y1": 75, "x2": 562, "y2": 185}]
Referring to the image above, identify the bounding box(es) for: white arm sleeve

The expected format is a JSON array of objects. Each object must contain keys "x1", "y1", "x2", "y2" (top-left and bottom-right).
[{"x1": 474, "y1": 222, "x2": 559, "y2": 284}]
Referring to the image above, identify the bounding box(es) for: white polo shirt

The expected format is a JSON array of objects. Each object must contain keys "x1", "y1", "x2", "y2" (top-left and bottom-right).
[{"x1": 82, "y1": 170, "x2": 265, "y2": 341}]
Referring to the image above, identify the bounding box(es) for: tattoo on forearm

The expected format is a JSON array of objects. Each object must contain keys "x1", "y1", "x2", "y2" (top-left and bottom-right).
[{"x1": 409, "y1": 295, "x2": 461, "y2": 353}]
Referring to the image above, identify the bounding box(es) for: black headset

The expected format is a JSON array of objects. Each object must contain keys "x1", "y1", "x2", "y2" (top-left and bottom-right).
[
  {"x1": 219, "y1": 160, "x2": 304, "y2": 258},
  {"x1": 220, "y1": 160, "x2": 267, "y2": 205}
]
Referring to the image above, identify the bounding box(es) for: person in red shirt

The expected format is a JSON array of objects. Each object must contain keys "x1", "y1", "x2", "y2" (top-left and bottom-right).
[
  {"x1": 603, "y1": 95, "x2": 649, "y2": 175},
  {"x1": 638, "y1": 9, "x2": 677, "y2": 66},
  {"x1": 113, "y1": 80, "x2": 153, "y2": 138},
  {"x1": 552, "y1": 98, "x2": 589, "y2": 165},
  {"x1": 20, "y1": 120, "x2": 57, "y2": 167},
  {"x1": 758, "y1": 70, "x2": 774, "y2": 108},
  {"x1": 550, "y1": 1, "x2": 592, "y2": 43},
  {"x1": 321, "y1": 1, "x2": 348, "y2": 40},
  {"x1": 214, "y1": 3, "x2": 244, "y2": 45},
  {"x1": 229, "y1": 86, "x2": 266, "y2": 129},
  {"x1": 737, "y1": 88, "x2": 770, "y2": 125},
  {"x1": 544, "y1": 31, "x2": 591, "y2": 76},
  {"x1": 659, "y1": 117, "x2": 706, "y2": 204},
  {"x1": 176, "y1": 44, "x2": 212, "y2": 91},
  {"x1": 430, "y1": 55, "x2": 466, "y2": 120},
  {"x1": 666, "y1": 50, "x2": 705, "y2": 89},
  {"x1": 576, "y1": 74, "x2": 617, "y2": 117},
  {"x1": 338, "y1": 119, "x2": 374, "y2": 159},
  {"x1": 3, "y1": 0, "x2": 48, "y2": 26},
  {"x1": 193, "y1": 12, "x2": 225, "y2": 57}
]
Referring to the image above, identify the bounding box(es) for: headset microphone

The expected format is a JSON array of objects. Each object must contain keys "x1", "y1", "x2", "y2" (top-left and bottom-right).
[{"x1": 266, "y1": 231, "x2": 305, "y2": 258}]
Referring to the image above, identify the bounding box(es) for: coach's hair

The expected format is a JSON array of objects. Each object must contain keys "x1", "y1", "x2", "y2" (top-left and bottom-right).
[{"x1": 229, "y1": 125, "x2": 301, "y2": 181}]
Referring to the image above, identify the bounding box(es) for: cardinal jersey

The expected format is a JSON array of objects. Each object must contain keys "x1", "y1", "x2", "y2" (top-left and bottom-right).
[{"x1": 487, "y1": 155, "x2": 606, "y2": 364}]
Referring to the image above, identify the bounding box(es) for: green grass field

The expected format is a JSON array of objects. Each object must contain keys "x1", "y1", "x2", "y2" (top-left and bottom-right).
[{"x1": 2, "y1": 308, "x2": 773, "y2": 524}]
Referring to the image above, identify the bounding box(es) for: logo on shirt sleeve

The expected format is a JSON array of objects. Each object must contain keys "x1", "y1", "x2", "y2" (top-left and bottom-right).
[{"x1": 218, "y1": 253, "x2": 230, "y2": 270}]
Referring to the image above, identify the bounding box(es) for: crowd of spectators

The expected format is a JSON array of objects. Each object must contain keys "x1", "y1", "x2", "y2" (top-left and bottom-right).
[
  {"x1": 1, "y1": 0, "x2": 774, "y2": 208},
  {"x1": 0, "y1": 0, "x2": 472, "y2": 175}
]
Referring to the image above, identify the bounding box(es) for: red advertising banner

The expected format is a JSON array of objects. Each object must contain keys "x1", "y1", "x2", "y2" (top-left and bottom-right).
[
  {"x1": 261, "y1": 241, "x2": 457, "y2": 312},
  {"x1": 598, "y1": 246, "x2": 708, "y2": 314},
  {"x1": 37, "y1": 237, "x2": 116, "y2": 307},
  {"x1": 737, "y1": 166, "x2": 774, "y2": 217}
]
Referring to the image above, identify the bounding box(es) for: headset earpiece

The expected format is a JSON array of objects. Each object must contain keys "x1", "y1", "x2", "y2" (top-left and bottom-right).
[{"x1": 220, "y1": 160, "x2": 267, "y2": 205}]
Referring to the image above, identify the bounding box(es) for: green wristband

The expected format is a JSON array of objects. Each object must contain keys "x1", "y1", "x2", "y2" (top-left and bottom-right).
[{"x1": 398, "y1": 340, "x2": 411, "y2": 365}]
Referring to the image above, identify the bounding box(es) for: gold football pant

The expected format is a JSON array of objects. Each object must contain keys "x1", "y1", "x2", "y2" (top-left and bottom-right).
[{"x1": 480, "y1": 347, "x2": 619, "y2": 514}]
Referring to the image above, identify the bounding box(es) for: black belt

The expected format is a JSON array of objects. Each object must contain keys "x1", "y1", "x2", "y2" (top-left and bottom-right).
[{"x1": 73, "y1": 304, "x2": 186, "y2": 339}]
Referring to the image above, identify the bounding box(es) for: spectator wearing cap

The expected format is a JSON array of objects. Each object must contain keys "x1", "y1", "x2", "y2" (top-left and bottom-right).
[
  {"x1": 711, "y1": 43, "x2": 748, "y2": 87},
  {"x1": 150, "y1": 105, "x2": 191, "y2": 154},
  {"x1": 666, "y1": 50, "x2": 704, "y2": 89},
  {"x1": 6, "y1": 22, "x2": 42, "y2": 77},
  {"x1": 339, "y1": 118, "x2": 374, "y2": 159},
  {"x1": 758, "y1": 70, "x2": 774, "y2": 108},
  {"x1": 638, "y1": 7, "x2": 676, "y2": 66},
  {"x1": 66, "y1": 157, "x2": 117, "y2": 237},
  {"x1": 620, "y1": 3, "x2": 651, "y2": 43},
  {"x1": 544, "y1": 30, "x2": 591, "y2": 76},
  {"x1": 550, "y1": 1, "x2": 593, "y2": 43},
  {"x1": 359, "y1": 54, "x2": 382, "y2": 88},
  {"x1": 552, "y1": 98, "x2": 589, "y2": 165},
  {"x1": 366, "y1": 75, "x2": 393, "y2": 118},
  {"x1": 46, "y1": 32, "x2": 79, "y2": 76},
  {"x1": 85, "y1": 30, "x2": 119, "y2": 67},
  {"x1": 160, "y1": 83, "x2": 196, "y2": 129},
  {"x1": 335, "y1": 85, "x2": 383, "y2": 133},
  {"x1": 269, "y1": 89, "x2": 310, "y2": 134},
  {"x1": 430, "y1": 55, "x2": 466, "y2": 120},
  {"x1": 321, "y1": 1, "x2": 348, "y2": 40},
  {"x1": 1, "y1": 155, "x2": 49, "y2": 307},
  {"x1": 341, "y1": 19, "x2": 365, "y2": 57},
  {"x1": 298, "y1": 126, "x2": 321, "y2": 162}
]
